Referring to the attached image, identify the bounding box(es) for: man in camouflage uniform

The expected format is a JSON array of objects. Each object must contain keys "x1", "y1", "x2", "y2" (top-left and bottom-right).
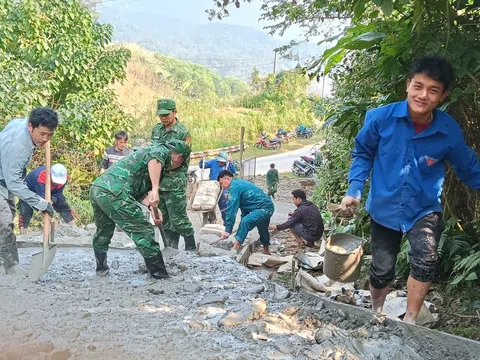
[
  {"x1": 89, "y1": 139, "x2": 191, "y2": 279},
  {"x1": 151, "y1": 99, "x2": 195, "y2": 251}
]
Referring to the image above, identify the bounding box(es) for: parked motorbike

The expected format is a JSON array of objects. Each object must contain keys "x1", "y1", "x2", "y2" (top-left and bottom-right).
[
  {"x1": 255, "y1": 137, "x2": 282, "y2": 150},
  {"x1": 296, "y1": 125, "x2": 314, "y2": 139},
  {"x1": 276, "y1": 128, "x2": 296, "y2": 143},
  {"x1": 300, "y1": 152, "x2": 322, "y2": 167},
  {"x1": 292, "y1": 159, "x2": 315, "y2": 177}
]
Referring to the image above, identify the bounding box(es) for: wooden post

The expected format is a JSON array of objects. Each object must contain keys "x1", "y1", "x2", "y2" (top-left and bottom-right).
[{"x1": 239, "y1": 126, "x2": 245, "y2": 179}]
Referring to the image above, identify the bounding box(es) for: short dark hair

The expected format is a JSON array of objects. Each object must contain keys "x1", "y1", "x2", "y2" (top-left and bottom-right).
[
  {"x1": 217, "y1": 170, "x2": 234, "y2": 181},
  {"x1": 115, "y1": 130, "x2": 129, "y2": 140},
  {"x1": 409, "y1": 55, "x2": 454, "y2": 91},
  {"x1": 28, "y1": 107, "x2": 58, "y2": 130},
  {"x1": 292, "y1": 189, "x2": 306, "y2": 201},
  {"x1": 270, "y1": 163, "x2": 275, "y2": 168}
]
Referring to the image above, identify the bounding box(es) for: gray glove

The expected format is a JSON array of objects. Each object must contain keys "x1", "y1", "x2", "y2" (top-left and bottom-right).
[{"x1": 43, "y1": 203, "x2": 54, "y2": 218}]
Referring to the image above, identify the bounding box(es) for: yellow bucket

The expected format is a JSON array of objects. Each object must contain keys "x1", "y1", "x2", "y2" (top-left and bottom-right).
[{"x1": 324, "y1": 233, "x2": 364, "y2": 283}]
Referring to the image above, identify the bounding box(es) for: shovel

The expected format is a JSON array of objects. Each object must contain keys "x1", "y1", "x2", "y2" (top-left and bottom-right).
[
  {"x1": 28, "y1": 141, "x2": 57, "y2": 281},
  {"x1": 150, "y1": 205, "x2": 168, "y2": 248}
]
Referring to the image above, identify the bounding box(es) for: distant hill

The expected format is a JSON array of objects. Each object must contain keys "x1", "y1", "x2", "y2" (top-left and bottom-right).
[{"x1": 98, "y1": 6, "x2": 317, "y2": 80}]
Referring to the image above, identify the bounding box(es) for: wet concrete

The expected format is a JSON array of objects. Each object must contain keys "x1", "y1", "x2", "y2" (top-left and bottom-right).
[
  {"x1": 1, "y1": 178, "x2": 477, "y2": 359},
  {"x1": 0, "y1": 247, "x2": 426, "y2": 360}
]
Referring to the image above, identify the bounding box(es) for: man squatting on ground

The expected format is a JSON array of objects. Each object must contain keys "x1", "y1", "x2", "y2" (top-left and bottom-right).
[
  {"x1": 269, "y1": 189, "x2": 324, "y2": 250},
  {"x1": 18, "y1": 163, "x2": 75, "y2": 234},
  {"x1": 151, "y1": 98, "x2": 195, "y2": 251},
  {"x1": 100, "y1": 130, "x2": 132, "y2": 173},
  {"x1": 219, "y1": 170, "x2": 274, "y2": 255},
  {"x1": 89, "y1": 139, "x2": 191, "y2": 279},
  {"x1": 0, "y1": 108, "x2": 58, "y2": 275},
  {"x1": 341, "y1": 55, "x2": 480, "y2": 324}
]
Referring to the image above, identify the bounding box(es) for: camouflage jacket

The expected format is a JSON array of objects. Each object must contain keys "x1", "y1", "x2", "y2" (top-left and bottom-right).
[
  {"x1": 151, "y1": 119, "x2": 191, "y2": 191},
  {"x1": 92, "y1": 144, "x2": 171, "y2": 201}
]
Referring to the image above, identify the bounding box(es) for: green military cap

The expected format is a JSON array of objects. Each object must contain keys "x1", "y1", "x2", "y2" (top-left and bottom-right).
[
  {"x1": 157, "y1": 98, "x2": 176, "y2": 115},
  {"x1": 167, "y1": 139, "x2": 191, "y2": 159}
]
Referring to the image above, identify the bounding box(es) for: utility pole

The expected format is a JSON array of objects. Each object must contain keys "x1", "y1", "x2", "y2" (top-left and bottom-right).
[{"x1": 273, "y1": 50, "x2": 278, "y2": 75}]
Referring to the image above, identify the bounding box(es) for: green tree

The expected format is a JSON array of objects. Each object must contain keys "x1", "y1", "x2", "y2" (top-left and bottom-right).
[
  {"x1": 0, "y1": 0, "x2": 131, "y2": 157},
  {"x1": 211, "y1": 0, "x2": 480, "y2": 286}
]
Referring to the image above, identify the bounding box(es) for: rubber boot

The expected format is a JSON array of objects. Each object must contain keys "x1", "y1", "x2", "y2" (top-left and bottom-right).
[
  {"x1": 94, "y1": 250, "x2": 109, "y2": 276},
  {"x1": 144, "y1": 253, "x2": 170, "y2": 279},
  {"x1": 184, "y1": 234, "x2": 196, "y2": 251},
  {"x1": 164, "y1": 229, "x2": 180, "y2": 249}
]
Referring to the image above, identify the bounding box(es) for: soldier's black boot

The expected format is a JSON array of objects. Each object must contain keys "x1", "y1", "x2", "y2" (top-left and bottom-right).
[
  {"x1": 184, "y1": 234, "x2": 196, "y2": 251},
  {"x1": 144, "y1": 253, "x2": 170, "y2": 279},
  {"x1": 94, "y1": 250, "x2": 109, "y2": 276},
  {"x1": 164, "y1": 230, "x2": 180, "y2": 249}
]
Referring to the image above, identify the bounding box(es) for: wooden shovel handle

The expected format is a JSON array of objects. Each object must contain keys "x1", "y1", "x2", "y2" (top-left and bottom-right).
[
  {"x1": 44, "y1": 142, "x2": 51, "y2": 245},
  {"x1": 151, "y1": 205, "x2": 161, "y2": 221}
]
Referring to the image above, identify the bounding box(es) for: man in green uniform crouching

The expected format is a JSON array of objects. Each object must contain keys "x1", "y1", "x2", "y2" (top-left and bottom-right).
[
  {"x1": 151, "y1": 98, "x2": 195, "y2": 251},
  {"x1": 90, "y1": 139, "x2": 191, "y2": 279}
]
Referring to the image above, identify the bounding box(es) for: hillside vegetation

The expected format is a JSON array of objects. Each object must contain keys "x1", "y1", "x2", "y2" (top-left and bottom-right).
[{"x1": 113, "y1": 44, "x2": 319, "y2": 151}]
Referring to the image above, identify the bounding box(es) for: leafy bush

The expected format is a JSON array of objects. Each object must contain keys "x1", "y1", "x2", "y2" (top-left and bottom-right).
[{"x1": 63, "y1": 186, "x2": 94, "y2": 226}]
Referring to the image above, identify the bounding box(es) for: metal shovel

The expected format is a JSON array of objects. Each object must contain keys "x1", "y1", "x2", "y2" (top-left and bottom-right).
[{"x1": 28, "y1": 141, "x2": 57, "y2": 281}]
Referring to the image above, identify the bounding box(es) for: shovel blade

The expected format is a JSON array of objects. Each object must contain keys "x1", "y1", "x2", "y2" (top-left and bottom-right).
[{"x1": 28, "y1": 245, "x2": 57, "y2": 281}]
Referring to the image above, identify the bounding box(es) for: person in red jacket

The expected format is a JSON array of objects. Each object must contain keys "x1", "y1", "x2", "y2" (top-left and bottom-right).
[{"x1": 18, "y1": 164, "x2": 75, "y2": 233}]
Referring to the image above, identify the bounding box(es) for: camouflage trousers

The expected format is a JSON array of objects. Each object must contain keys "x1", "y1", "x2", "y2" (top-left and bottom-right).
[
  {"x1": 89, "y1": 186, "x2": 161, "y2": 259},
  {"x1": 0, "y1": 195, "x2": 19, "y2": 269},
  {"x1": 159, "y1": 190, "x2": 194, "y2": 237},
  {"x1": 267, "y1": 183, "x2": 278, "y2": 198}
]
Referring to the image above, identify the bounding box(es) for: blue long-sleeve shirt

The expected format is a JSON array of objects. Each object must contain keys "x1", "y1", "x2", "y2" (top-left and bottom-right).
[
  {"x1": 0, "y1": 118, "x2": 48, "y2": 210},
  {"x1": 198, "y1": 159, "x2": 236, "y2": 181},
  {"x1": 347, "y1": 100, "x2": 480, "y2": 232},
  {"x1": 224, "y1": 179, "x2": 274, "y2": 233}
]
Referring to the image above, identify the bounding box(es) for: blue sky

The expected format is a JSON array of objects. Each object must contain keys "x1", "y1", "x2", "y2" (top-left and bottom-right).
[{"x1": 97, "y1": 0, "x2": 304, "y2": 40}]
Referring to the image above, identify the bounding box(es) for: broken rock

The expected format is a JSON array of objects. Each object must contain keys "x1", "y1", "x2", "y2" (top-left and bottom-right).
[
  {"x1": 197, "y1": 296, "x2": 228, "y2": 306},
  {"x1": 274, "y1": 284, "x2": 290, "y2": 300}
]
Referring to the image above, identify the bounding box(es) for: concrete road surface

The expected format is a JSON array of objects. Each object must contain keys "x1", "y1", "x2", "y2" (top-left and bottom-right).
[
  {"x1": 254, "y1": 145, "x2": 315, "y2": 175},
  {"x1": 189, "y1": 143, "x2": 321, "y2": 178}
]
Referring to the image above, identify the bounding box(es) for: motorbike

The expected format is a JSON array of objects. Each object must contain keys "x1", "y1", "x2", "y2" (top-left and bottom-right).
[
  {"x1": 292, "y1": 159, "x2": 315, "y2": 177},
  {"x1": 276, "y1": 128, "x2": 296, "y2": 143},
  {"x1": 300, "y1": 152, "x2": 322, "y2": 167},
  {"x1": 255, "y1": 136, "x2": 282, "y2": 150},
  {"x1": 296, "y1": 125, "x2": 314, "y2": 139}
]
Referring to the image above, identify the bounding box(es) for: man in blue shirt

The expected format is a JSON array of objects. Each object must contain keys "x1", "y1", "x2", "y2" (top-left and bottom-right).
[
  {"x1": 341, "y1": 55, "x2": 480, "y2": 325},
  {"x1": 0, "y1": 108, "x2": 58, "y2": 275},
  {"x1": 218, "y1": 170, "x2": 274, "y2": 255},
  {"x1": 199, "y1": 152, "x2": 236, "y2": 224}
]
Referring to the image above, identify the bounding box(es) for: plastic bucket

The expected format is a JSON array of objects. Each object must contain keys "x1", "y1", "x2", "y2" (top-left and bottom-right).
[{"x1": 324, "y1": 233, "x2": 364, "y2": 283}]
